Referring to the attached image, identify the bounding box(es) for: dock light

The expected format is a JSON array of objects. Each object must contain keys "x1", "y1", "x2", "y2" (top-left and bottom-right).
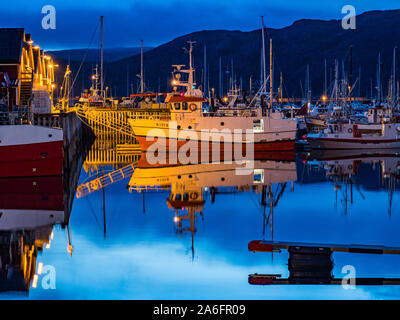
[
  {"x1": 51, "y1": 84, "x2": 55, "y2": 88},
  {"x1": 27, "y1": 40, "x2": 34, "y2": 44},
  {"x1": 223, "y1": 96, "x2": 228, "y2": 103},
  {"x1": 33, "y1": 45, "x2": 40, "y2": 49},
  {"x1": 46, "y1": 243, "x2": 51, "y2": 249},
  {"x1": 44, "y1": 55, "x2": 50, "y2": 60},
  {"x1": 92, "y1": 75, "x2": 96, "y2": 80},
  {"x1": 48, "y1": 64, "x2": 53, "y2": 68},
  {"x1": 32, "y1": 274, "x2": 38, "y2": 288},
  {"x1": 172, "y1": 80, "x2": 177, "y2": 85},
  {"x1": 173, "y1": 216, "x2": 179, "y2": 223},
  {"x1": 37, "y1": 262, "x2": 43, "y2": 275},
  {"x1": 179, "y1": 92, "x2": 184, "y2": 97}
]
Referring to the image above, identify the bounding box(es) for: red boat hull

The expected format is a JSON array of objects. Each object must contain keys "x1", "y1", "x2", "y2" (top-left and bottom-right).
[
  {"x1": 136, "y1": 136, "x2": 295, "y2": 152},
  {"x1": 0, "y1": 176, "x2": 64, "y2": 210},
  {"x1": 136, "y1": 136, "x2": 296, "y2": 164},
  {"x1": 0, "y1": 140, "x2": 63, "y2": 177}
]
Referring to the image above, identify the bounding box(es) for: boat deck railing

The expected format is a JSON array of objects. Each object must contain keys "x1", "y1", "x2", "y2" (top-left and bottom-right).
[{"x1": 203, "y1": 109, "x2": 259, "y2": 117}]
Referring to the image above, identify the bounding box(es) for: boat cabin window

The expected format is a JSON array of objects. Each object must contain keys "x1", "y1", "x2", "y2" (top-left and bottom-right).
[
  {"x1": 253, "y1": 119, "x2": 264, "y2": 133},
  {"x1": 174, "y1": 103, "x2": 181, "y2": 110},
  {"x1": 253, "y1": 169, "x2": 264, "y2": 184},
  {"x1": 183, "y1": 193, "x2": 189, "y2": 201},
  {"x1": 182, "y1": 102, "x2": 188, "y2": 110},
  {"x1": 175, "y1": 193, "x2": 181, "y2": 201}
]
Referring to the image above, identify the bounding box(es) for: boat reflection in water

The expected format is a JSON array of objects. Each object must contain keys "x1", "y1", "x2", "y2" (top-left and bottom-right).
[
  {"x1": 302, "y1": 149, "x2": 400, "y2": 215},
  {"x1": 69, "y1": 134, "x2": 400, "y2": 296},
  {"x1": 128, "y1": 152, "x2": 297, "y2": 255},
  {"x1": 0, "y1": 176, "x2": 67, "y2": 293},
  {"x1": 0, "y1": 121, "x2": 90, "y2": 295},
  {"x1": 248, "y1": 240, "x2": 400, "y2": 285},
  {"x1": 247, "y1": 149, "x2": 400, "y2": 286}
]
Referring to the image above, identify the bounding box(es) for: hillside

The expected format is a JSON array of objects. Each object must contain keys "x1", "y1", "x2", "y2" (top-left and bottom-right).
[{"x1": 53, "y1": 9, "x2": 400, "y2": 99}]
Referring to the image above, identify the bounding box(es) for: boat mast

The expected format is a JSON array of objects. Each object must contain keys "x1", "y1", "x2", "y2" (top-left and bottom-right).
[
  {"x1": 270, "y1": 38, "x2": 273, "y2": 108},
  {"x1": 334, "y1": 59, "x2": 338, "y2": 105},
  {"x1": 377, "y1": 52, "x2": 381, "y2": 104},
  {"x1": 203, "y1": 44, "x2": 207, "y2": 98},
  {"x1": 187, "y1": 41, "x2": 196, "y2": 96},
  {"x1": 140, "y1": 40, "x2": 144, "y2": 94},
  {"x1": 324, "y1": 59, "x2": 327, "y2": 96},
  {"x1": 393, "y1": 47, "x2": 397, "y2": 105},
  {"x1": 100, "y1": 16, "x2": 104, "y2": 102},
  {"x1": 261, "y1": 16, "x2": 266, "y2": 94},
  {"x1": 219, "y1": 56, "x2": 222, "y2": 97}
]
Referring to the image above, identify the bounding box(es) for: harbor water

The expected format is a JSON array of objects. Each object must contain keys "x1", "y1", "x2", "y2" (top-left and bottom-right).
[{"x1": 0, "y1": 124, "x2": 399, "y2": 299}]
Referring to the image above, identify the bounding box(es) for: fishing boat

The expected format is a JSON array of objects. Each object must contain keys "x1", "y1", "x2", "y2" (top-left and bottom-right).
[
  {"x1": 128, "y1": 42, "x2": 297, "y2": 155},
  {"x1": 307, "y1": 104, "x2": 400, "y2": 149},
  {"x1": 0, "y1": 28, "x2": 64, "y2": 178}
]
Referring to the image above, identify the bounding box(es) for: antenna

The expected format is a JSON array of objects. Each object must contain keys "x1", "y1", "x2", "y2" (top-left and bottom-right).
[
  {"x1": 261, "y1": 16, "x2": 266, "y2": 94},
  {"x1": 140, "y1": 40, "x2": 144, "y2": 94},
  {"x1": 270, "y1": 38, "x2": 273, "y2": 107},
  {"x1": 100, "y1": 16, "x2": 104, "y2": 103}
]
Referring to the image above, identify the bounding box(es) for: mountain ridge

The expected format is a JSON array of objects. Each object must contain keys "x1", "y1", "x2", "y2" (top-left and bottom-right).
[{"x1": 51, "y1": 9, "x2": 400, "y2": 99}]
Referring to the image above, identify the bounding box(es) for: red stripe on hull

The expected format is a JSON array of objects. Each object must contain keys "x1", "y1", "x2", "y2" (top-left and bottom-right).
[
  {"x1": 0, "y1": 141, "x2": 63, "y2": 177},
  {"x1": 308, "y1": 137, "x2": 400, "y2": 144},
  {"x1": 0, "y1": 176, "x2": 63, "y2": 194},
  {"x1": 0, "y1": 158, "x2": 63, "y2": 177},
  {"x1": 0, "y1": 176, "x2": 64, "y2": 210},
  {"x1": 0, "y1": 140, "x2": 63, "y2": 162},
  {"x1": 136, "y1": 136, "x2": 295, "y2": 152}
]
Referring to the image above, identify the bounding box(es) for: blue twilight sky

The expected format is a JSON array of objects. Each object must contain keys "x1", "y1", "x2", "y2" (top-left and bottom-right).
[{"x1": 1, "y1": 0, "x2": 400, "y2": 50}]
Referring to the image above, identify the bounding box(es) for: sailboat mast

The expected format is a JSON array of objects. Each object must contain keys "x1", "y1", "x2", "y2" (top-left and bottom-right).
[
  {"x1": 203, "y1": 44, "x2": 207, "y2": 97},
  {"x1": 270, "y1": 38, "x2": 273, "y2": 107},
  {"x1": 261, "y1": 16, "x2": 266, "y2": 93},
  {"x1": 100, "y1": 16, "x2": 104, "y2": 100},
  {"x1": 324, "y1": 59, "x2": 327, "y2": 96},
  {"x1": 394, "y1": 51, "x2": 396, "y2": 103},
  {"x1": 219, "y1": 56, "x2": 222, "y2": 97},
  {"x1": 377, "y1": 53, "x2": 381, "y2": 103},
  {"x1": 140, "y1": 40, "x2": 144, "y2": 94}
]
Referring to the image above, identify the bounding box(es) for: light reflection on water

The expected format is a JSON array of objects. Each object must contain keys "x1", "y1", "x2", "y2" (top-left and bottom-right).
[{"x1": 1, "y1": 146, "x2": 400, "y2": 299}]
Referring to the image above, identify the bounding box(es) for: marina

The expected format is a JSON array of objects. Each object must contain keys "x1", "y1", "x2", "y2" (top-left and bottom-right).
[{"x1": 1, "y1": 4, "x2": 400, "y2": 301}]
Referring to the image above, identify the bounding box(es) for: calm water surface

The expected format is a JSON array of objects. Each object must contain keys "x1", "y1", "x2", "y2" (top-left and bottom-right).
[{"x1": 1, "y1": 141, "x2": 400, "y2": 299}]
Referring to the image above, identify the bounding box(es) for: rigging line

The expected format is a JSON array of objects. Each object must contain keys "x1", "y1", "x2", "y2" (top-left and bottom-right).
[
  {"x1": 68, "y1": 19, "x2": 100, "y2": 98},
  {"x1": 85, "y1": 196, "x2": 102, "y2": 230}
]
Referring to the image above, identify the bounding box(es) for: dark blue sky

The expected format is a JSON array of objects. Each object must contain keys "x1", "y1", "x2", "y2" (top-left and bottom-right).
[{"x1": 1, "y1": 0, "x2": 399, "y2": 50}]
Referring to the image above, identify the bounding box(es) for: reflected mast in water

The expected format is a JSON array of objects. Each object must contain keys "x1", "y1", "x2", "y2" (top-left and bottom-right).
[{"x1": 129, "y1": 154, "x2": 297, "y2": 255}]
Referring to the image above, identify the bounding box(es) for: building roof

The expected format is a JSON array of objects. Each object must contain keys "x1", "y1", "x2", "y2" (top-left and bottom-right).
[{"x1": 0, "y1": 28, "x2": 25, "y2": 64}]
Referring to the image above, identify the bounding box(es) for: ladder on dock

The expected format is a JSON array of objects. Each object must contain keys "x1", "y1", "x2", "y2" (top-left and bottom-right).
[
  {"x1": 75, "y1": 104, "x2": 135, "y2": 137},
  {"x1": 76, "y1": 162, "x2": 137, "y2": 198}
]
